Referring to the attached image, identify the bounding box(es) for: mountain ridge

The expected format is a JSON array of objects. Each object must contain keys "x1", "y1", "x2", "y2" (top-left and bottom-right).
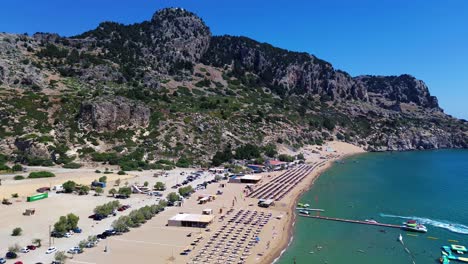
[{"x1": 0, "y1": 7, "x2": 466, "y2": 168}]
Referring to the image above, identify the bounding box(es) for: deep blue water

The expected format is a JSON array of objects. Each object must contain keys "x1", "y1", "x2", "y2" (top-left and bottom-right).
[{"x1": 277, "y1": 149, "x2": 468, "y2": 264}]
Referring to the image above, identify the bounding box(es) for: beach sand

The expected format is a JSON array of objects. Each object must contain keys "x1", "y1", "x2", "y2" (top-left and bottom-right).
[{"x1": 0, "y1": 141, "x2": 364, "y2": 264}]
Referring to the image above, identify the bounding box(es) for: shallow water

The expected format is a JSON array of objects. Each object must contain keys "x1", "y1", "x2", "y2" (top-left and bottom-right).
[{"x1": 277, "y1": 149, "x2": 468, "y2": 264}]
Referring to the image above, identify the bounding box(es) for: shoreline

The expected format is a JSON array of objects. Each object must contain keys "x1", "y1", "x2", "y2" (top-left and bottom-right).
[{"x1": 261, "y1": 147, "x2": 365, "y2": 264}]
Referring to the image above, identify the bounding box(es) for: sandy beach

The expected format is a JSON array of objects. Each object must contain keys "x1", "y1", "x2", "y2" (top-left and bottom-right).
[{"x1": 0, "y1": 141, "x2": 364, "y2": 264}]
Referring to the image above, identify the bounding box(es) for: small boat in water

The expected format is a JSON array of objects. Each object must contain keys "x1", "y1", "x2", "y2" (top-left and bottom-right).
[
  {"x1": 365, "y1": 219, "x2": 378, "y2": 224},
  {"x1": 440, "y1": 254, "x2": 450, "y2": 264},
  {"x1": 398, "y1": 234, "x2": 403, "y2": 243},
  {"x1": 299, "y1": 210, "x2": 310, "y2": 215},
  {"x1": 402, "y1": 220, "x2": 428, "y2": 233}
]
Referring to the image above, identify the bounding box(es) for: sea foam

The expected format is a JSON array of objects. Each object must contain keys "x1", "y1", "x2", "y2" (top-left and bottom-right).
[{"x1": 380, "y1": 213, "x2": 468, "y2": 235}]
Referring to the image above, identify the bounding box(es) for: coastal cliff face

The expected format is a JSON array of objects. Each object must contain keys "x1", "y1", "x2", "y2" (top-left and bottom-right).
[{"x1": 0, "y1": 8, "x2": 466, "y2": 165}]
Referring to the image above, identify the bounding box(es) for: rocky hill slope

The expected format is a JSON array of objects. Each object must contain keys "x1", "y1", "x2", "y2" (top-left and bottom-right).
[{"x1": 0, "y1": 8, "x2": 466, "y2": 168}]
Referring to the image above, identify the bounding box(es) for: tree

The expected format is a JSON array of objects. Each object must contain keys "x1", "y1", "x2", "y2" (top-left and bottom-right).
[
  {"x1": 11, "y1": 227, "x2": 22, "y2": 236},
  {"x1": 66, "y1": 213, "x2": 79, "y2": 230},
  {"x1": 54, "y1": 251, "x2": 67, "y2": 263},
  {"x1": 12, "y1": 164, "x2": 23, "y2": 172},
  {"x1": 78, "y1": 185, "x2": 90, "y2": 195},
  {"x1": 53, "y1": 216, "x2": 68, "y2": 235},
  {"x1": 115, "y1": 178, "x2": 121, "y2": 186},
  {"x1": 154, "y1": 182, "x2": 166, "y2": 191},
  {"x1": 278, "y1": 154, "x2": 295, "y2": 162},
  {"x1": 62, "y1": 180, "x2": 76, "y2": 193},
  {"x1": 112, "y1": 216, "x2": 130, "y2": 233},
  {"x1": 78, "y1": 240, "x2": 87, "y2": 249},
  {"x1": 128, "y1": 210, "x2": 145, "y2": 226},
  {"x1": 297, "y1": 153, "x2": 305, "y2": 160},
  {"x1": 143, "y1": 181, "x2": 149, "y2": 187},
  {"x1": 263, "y1": 144, "x2": 277, "y2": 158},
  {"x1": 118, "y1": 187, "x2": 132, "y2": 197},
  {"x1": 214, "y1": 175, "x2": 223, "y2": 182},
  {"x1": 108, "y1": 188, "x2": 117, "y2": 197},
  {"x1": 178, "y1": 186, "x2": 194, "y2": 197},
  {"x1": 94, "y1": 187, "x2": 103, "y2": 196},
  {"x1": 167, "y1": 192, "x2": 180, "y2": 203},
  {"x1": 234, "y1": 144, "x2": 261, "y2": 160},
  {"x1": 32, "y1": 238, "x2": 42, "y2": 248},
  {"x1": 94, "y1": 201, "x2": 120, "y2": 217},
  {"x1": 98, "y1": 176, "x2": 107, "y2": 183},
  {"x1": 212, "y1": 146, "x2": 233, "y2": 166}
]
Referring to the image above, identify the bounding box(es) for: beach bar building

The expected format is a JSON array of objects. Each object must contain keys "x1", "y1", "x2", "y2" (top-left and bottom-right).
[
  {"x1": 229, "y1": 174, "x2": 262, "y2": 184},
  {"x1": 168, "y1": 213, "x2": 214, "y2": 228}
]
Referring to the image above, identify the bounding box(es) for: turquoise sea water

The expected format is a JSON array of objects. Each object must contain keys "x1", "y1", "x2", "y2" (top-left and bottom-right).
[{"x1": 277, "y1": 149, "x2": 468, "y2": 264}]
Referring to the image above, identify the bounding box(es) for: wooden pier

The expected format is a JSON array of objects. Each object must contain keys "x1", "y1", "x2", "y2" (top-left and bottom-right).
[{"x1": 299, "y1": 214, "x2": 402, "y2": 229}]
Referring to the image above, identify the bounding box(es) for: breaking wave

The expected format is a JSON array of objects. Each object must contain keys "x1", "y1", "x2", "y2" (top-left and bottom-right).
[{"x1": 380, "y1": 213, "x2": 468, "y2": 235}]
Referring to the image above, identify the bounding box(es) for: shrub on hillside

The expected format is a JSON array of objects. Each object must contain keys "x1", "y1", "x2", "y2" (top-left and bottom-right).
[{"x1": 28, "y1": 171, "x2": 55, "y2": 179}]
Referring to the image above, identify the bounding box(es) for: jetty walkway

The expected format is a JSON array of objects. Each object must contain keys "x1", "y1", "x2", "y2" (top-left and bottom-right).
[{"x1": 299, "y1": 214, "x2": 402, "y2": 229}]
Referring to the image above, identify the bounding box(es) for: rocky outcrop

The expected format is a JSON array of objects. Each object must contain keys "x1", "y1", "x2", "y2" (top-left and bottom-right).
[
  {"x1": 14, "y1": 138, "x2": 51, "y2": 159},
  {"x1": 355, "y1": 74, "x2": 440, "y2": 109},
  {"x1": 149, "y1": 8, "x2": 211, "y2": 64},
  {"x1": 202, "y1": 36, "x2": 368, "y2": 101},
  {"x1": 79, "y1": 96, "x2": 151, "y2": 132}
]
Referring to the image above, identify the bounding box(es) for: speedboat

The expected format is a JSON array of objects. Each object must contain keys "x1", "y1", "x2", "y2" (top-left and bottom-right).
[
  {"x1": 402, "y1": 220, "x2": 427, "y2": 233},
  {"x1": 299, "y1": 210, "x2": 310, "y2": 215},
  {"x1": 398, "y1": 234, "x2": 403, "y2": 243}
]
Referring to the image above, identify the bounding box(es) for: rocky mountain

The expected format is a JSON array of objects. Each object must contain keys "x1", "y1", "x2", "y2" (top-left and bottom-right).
[{"x1": 0, "y1": 8, "x2": 466, "y2": 168}]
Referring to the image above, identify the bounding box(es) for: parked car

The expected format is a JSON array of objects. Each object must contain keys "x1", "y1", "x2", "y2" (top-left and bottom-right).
[
  {"x1": 85, "y1": 241, "x2": 96, "y2": 248},
  {"x1": 5, "y1": 252, "x2": 17, "y2": 259},
  {"x1": 72, "y1": 227, "x2": 82, "y2": 233},
  {"x1": 90, "y1": 214, "x2": 105, "y2": 221},
  {"x1": 20, "y1": 247, "x2": 30, "y2": 253},
  {"x1": 45, "y1": 247, "x2": 57, "y2": 254},
  {"x1": 36, "y1": 187, "x2": 50, "y2": 193},
  {"x1": 13, "y1": 261, "x2": 23, "y2": 264},
  {"x1": 104, "y1": 229, "x2": 116, "y2": 236},
  {"x1": 26, "y1": 245, "x2": 36, "y2": 250},
  {"x1": 67, "y1": 247, "x2": 82, "y2": 254},
  {"x1": 64, "y1": 232, "x2": 72, "y2": 238},
  {"x1": 50, "y1": 231, "x2": 64, "y2": 238},
  {"x1": 0, "y1": 258, "x2": 6, "y2": 264},
  {"x1": 97, "y1": 233, "x2": 107, "y2": 240}
]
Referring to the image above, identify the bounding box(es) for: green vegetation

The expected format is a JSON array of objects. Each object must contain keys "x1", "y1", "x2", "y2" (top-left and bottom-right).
[
  {"x1": 62, "y1": 181, "x2": 77, "y2": 193},
  {"x1": 108, "y1": 188, "x2": 117, "y2": 197},
  {"x1": 278, "y1": 154, "x2": 295, "y2": 162},
  {"x1": 112, "y1": 201, "x2": 166, "y2": 232},
  {"x1": 166, "y1": 192, "x2": 180, "y2": 203},
  {"x1": 94, "y1": 201, "x2": 120, "y2": 216},
  {"x1": 234, "y1": 144, "x2": 261, "y2": 160},
  {"x1": 12, "y1": 164, "x2": 23, "y2": 172},
  {"x1": 98, "y1": 176, "x2": 107, "y2": 183},
  {"x1": 28, "y1": 171, "x2": 55, "y2": 179},
  {"x1": 11, "y1": 227, "x2": 22, "y2": 236},
  {"x1": 13, "y1": 175, "x2": 25, "y2": 180},
  {"x1": 178, "y1": 186, "x2": 194, "y2": 197},
  {"x1": 154, "y1": 182, "x2": 165, "y2": 191},
  {"x1": 118, "y1": 187, "x2": 132, "y2": 197},
  {"x1": 62, "y1": 162, "x2": 82, "y2": 169},
  {"x1": 53, "y1": 213, "x2": 79, "y2": 235}
]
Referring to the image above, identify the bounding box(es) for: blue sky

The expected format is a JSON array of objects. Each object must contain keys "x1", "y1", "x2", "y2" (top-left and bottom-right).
[{"x1": 1, "y1": 0, "x2": 466, "y2": 119}]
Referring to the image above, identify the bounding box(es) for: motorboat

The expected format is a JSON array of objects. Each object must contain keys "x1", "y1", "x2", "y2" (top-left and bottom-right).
[{"x1": 402, "y1": 220, "x2": 427, "y2": 233}]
